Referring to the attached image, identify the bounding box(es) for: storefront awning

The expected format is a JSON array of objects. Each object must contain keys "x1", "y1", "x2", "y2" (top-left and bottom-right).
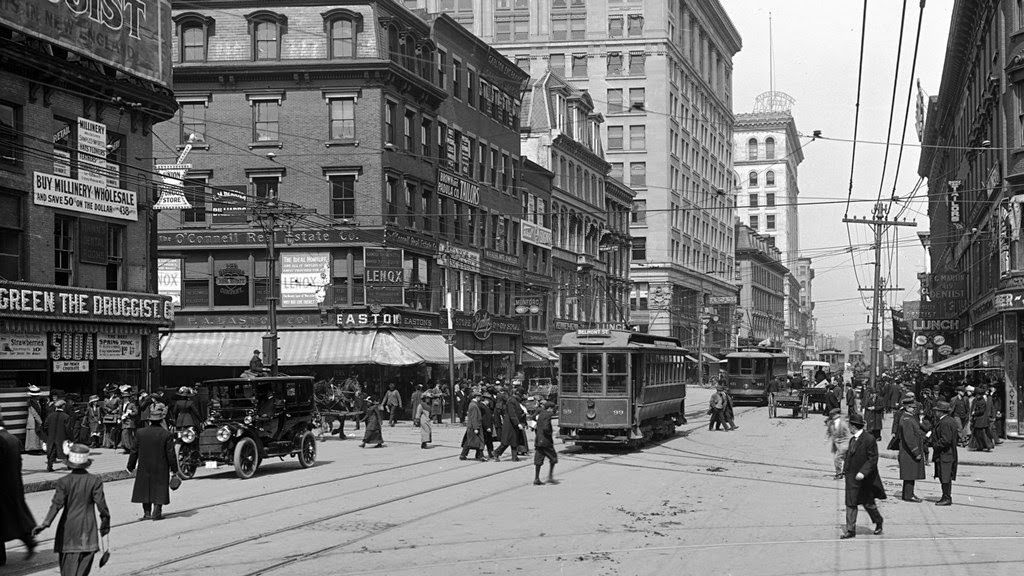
[
  {"x1": 161, "y1": 330, "x2": 417, "y2": 367},
  {"x1": 921, "y1": 344, "x2": 1001, "y2": 375},
  {"x1": 523, "y1": 345, "x2": 558, "y2": 363},
  {"x1": 390, "y1": 330, "x2": 472, "y2": 364},
  {"x1": 462, "y1": 350, "x2": 515, "y2": 356}
]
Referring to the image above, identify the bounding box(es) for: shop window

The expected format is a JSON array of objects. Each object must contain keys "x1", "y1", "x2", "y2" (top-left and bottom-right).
[
  {"x1": 106, "y1": 226, "x2": 124, "y2": 290},
  {"x1": 183, "y1": 255, "x2": 210, "y2": 308},
  {"x1": 54, "y1": 217, "x2": 75, "y2": 286},
  {"x1": 0, "y1": 193, "x2": 22, "y2": 280}
]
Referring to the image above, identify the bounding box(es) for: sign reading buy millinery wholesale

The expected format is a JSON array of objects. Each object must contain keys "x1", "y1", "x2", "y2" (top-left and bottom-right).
[
  {"x1": 0, "y1": 0, "x2": 173, "y2": 87},
  {"x1": 363, "y1": 247, "x2": 405, "y2": 306},
  {"x1": 280, "y1": 252, "x2": 330, "y2": 308},
  {"x1": 33, "y1": 172, "x2": 138, "y2": 221}
]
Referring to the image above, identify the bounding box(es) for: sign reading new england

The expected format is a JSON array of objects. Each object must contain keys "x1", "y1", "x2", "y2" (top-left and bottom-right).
[
  {"x1": 0, "y1": 0, "x2": 172, "y2": 87},
  {"x1": 33, "y1": 172, "x2": 138, "y2": 221}
]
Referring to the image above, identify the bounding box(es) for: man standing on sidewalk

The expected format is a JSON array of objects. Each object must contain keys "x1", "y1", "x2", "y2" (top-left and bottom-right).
[
  {"x1": 384, "y1": 383, "x2": 403, "y2": 427},
  {"x1": 840, "y1": 412, "x2": 885, "y2": 539},
  {"x1": 0, "y1": 414, "x2": 37, "y2": 567},
  {"x1": 43, "y1": 400, "x2": 72, "y2": 472},
  {"x1": 931, "y1": 401, "x2": 959, "y2": 506}
]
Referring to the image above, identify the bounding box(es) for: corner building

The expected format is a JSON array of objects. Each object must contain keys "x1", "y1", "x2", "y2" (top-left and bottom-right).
[
  {"x1": 0, "y1": 0, "x2": 177, "y2": 440},
  {"x1": 406, "y1": 0, "x2": 742, "y2": 351},
  {"x1": 155, "y1": 0, "x2": 538, "y2": 395}
]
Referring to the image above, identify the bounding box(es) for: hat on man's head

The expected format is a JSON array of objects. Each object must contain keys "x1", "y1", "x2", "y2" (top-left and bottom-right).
[
  {"x1": 27, "y1": 384, "x2": 42, "y2": 396},
  {"x1": 88, "y1": 395, "x2": 100, "y2": 403},
  {"x1": 148, "y1": 403, "x2": 167, "y2": 421},
  {"x1": 934, "y1": 401, "x2": 952, "y2": 413},
  {"x1": 66, "y1": 443, "x2": 93, "y2": 469},
  {"x1": 54, "y1": 399, "x2": 66, "y2": 410},
  {"x1": 847, "y1": 412, "x2": 866, "y2": 428}
]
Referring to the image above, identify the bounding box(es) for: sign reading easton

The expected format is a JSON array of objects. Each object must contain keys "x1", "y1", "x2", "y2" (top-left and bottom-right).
[{"x1": 0, "y1": 282, "x2": 173, "y2": 325}]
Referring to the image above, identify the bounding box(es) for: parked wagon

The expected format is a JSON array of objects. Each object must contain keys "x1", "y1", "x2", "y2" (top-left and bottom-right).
[{"x1": 768, "y1": 385, "x2": 810, "y2": 419}]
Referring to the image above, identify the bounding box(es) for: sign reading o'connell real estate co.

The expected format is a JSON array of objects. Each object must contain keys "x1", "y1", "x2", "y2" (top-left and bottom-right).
[{"x1": 0, "y1": 0, "x2": 172, "y2": 87}]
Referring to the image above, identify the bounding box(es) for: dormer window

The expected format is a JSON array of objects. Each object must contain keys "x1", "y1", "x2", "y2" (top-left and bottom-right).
[
  {"x1": 174, "y1": 13, "x2": 215, "y2": 63},
  {"x1": 246, "y1": 11, "x2": 287, "y2": 61}
]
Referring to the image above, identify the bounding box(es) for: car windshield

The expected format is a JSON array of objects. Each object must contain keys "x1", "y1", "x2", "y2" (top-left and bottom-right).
[{"x1": 204, "y1": 383, "x2": 257, "y2": 409}]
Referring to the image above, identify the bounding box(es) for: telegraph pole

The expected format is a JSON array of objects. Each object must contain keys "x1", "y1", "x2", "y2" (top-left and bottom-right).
[{"x1": 843, "y1": 202, "x2": 916, "y2": 389}]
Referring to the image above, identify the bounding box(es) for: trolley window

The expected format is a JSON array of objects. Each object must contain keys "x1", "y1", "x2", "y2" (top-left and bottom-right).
[
  {"x1": 560, "y1": 352, "x2": 578, "y2": 394},
  {"x1": 607, "y1": 353, "x2": 628, "y2": 395},
  {"x1": 582, "y1": 353, "x2": 603, "y2": 394}
]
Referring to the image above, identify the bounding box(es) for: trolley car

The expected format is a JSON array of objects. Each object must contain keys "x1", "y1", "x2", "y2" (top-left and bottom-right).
[
  {"x1": 555, "y1": 329, "x2": 688, "y2": 447},
  {"x1": 724, "y1": 347, "x2": 789, "y2": 405}
]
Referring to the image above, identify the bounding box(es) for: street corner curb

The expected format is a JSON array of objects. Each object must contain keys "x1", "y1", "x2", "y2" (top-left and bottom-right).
[
  {"x1": 24, "y1": 469, "x2": 133, "y2": 494},
  {"x1": 878, "y1": 451, "x2": 1024, "y2": 468}
]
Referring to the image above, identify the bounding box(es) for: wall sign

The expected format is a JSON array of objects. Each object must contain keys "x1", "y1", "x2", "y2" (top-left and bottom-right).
[
  {"x1": 0, "y1": 281, "x2": 173, "y2": 325},
  {"x1": 158, "y1": 228, "x2": 381, "y2": 248},
  {"x1": 0, "y1": 334, "x2": 47, "y2": 360},
  {"x1": 157, "y1": 259, "x2": 181, "y2": 307},
  {"x1": 79, "y1": 219, "x2": 109, "y2": 265},
  {"x1": 53, "y1": 360, "x2": 90, "y2": 373},
  {"x1": 364, "y1": 247, "x2": 405, "y2": 306},
  {"x1": 437, "y1": 242, "x2": 481, "y2": 272},
  {"x1": 97, "y1": 335, "x2": 142, "y2": 360},
  {"x1": 520, "y1": 220, "x2": 552, "y2": 249},
  {"x1": 436, "y1": 168, "x2": 480, "y2": 206},
  {"x1": 33, "y1": 172, "x2": 138, "y2": 221},
  {"x1": 280, "y1": 252, "x2": 330, "y2": 308},
  {"x1": 77, "y1": 118, "x2": 107, "y2": 188}
]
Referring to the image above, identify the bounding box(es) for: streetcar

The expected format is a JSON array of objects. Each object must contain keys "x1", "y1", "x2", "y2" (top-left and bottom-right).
[
  {"x1": 555, "y1": 329, "x2": 688, "y2": 447},
  {"x1": 723, "y1": 347, "x2": 789, "y2": 405}
]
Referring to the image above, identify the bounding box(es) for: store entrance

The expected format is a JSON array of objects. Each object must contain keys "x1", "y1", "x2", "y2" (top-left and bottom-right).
[{"x1": 50, "y1": 370, "x2": 96, "y2": 400}]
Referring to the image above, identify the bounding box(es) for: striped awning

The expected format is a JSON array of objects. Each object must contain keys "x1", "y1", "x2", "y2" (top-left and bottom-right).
[
  {"x1": 390, "y1": 330, "x2": 472, "y2": 364},
  {"x1": 523, "y1": 345, "x2": 558, "y2": 363},
  {"x1": 161, "y1": 330, "x2": 383, "y2": 366},
  {"x1": 462, "y1": 350, "x2": 514, "y2": 355}
]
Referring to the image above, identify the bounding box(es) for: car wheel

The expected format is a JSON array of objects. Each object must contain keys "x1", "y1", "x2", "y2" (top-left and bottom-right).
[
  {"x1": 175, "y1": 444, "x2": 197, "y2": 480},
  {"x1": 297, "y1": 431, "x2": 317, "y2": 469},
  {"x1": 233, "y1": 437, "x2": 259, "y2": 479}
]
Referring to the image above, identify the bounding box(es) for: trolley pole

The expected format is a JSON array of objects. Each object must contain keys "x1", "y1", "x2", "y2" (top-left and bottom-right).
[
  {"x1": 446, "y1": 291, "x2": 456, "y2": 424},
  {"x1": 843, "y1": 203, "x2": 915, "y2": 389}
]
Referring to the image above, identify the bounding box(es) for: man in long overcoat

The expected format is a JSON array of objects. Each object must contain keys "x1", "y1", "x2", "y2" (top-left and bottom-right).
[
  {"x1": 33, "y1": 443, "x2": 110, "y2": 576},
  {"x1": 949, "y1": 386, "x2": 969, "y2": 445},
  {"x1": 986, "y1": 385, "x2": 1003, "y2": 444},
  {"x1": 1, "y1": 415, "x2": 37, "y2": 566},
  {"x1": 896, "y1": 399, "x2": 926, "y2": 502},
  {"x1": 863, "y1": 386, "x2": 884, "y2": 442},
  {"x1": 493, "y1": 392, "x2": 523, "y2": 461},
  {"x1": 460, "y1": 392, "x2": 485, "y2": 461},
  {"x1": 840, "y1": 412, "x2": 885, "y2": 539},
  {"x1": 931, "y1": 400, "x2": 959, "y2": 506},
  {"x1": 44, "y1": 400, "x2": 72, "y2": 472},
  {"x1": 479, "y1": 392, "x2": 496, "y2": 459},
  {"x1": 968, "y1": 391, "x2": 993, "y2": 451},
  {"x1": 127, "y1": 404, "x2": 179, "y2": 520}
]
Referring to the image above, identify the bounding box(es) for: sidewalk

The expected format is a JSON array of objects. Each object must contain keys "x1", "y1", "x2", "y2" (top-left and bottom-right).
[
  {"x1": 22, "y1": 446, "x2": 134, "y2": 493},
  {"x1": 878, "y1": 439, "x2": 1024, "y2": 467}
]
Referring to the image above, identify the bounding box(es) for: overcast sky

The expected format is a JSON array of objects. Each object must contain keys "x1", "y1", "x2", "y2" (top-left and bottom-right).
[{"x1": 720, "y1": 0, "x2": 954, "y2": 344}]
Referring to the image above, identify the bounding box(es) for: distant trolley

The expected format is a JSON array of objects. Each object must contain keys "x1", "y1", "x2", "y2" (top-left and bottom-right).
[
  {"x1": 724, "y1": 347, "x2": 790, "y2": 405},
  {"x1": 555, "y1": 329, "x2": 689, "y2": 448}
]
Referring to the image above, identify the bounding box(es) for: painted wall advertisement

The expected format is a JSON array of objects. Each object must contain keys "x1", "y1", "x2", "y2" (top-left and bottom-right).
[
  {"x1": 520, "y1": 220, "x2": 552, "y2": 249},
  {"x1": 0, "y1": 334, "x2": 47, "y2": 360},
  {"x1": 0, "y1": 0, "x2": 173, "y2": 87},
  {"x1": 33, "y1": 171, "x2": 138, "y2": 221},
  {"x1": 157, "y1": 258, "x2": 181, "y2": 307},
  {"x1": 280, "y1": 252, "x2": 330, "y2": 308},
  {"x1": 363, "y1": 247, "x2": 405, "y2": 306}
]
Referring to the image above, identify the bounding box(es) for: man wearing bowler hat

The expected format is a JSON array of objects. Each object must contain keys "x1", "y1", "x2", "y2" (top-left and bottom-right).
[
  {"x1": 840, "y1": 411, "x2": 885, "y2": 539},
  {"x1": 931, "y1": 400, "x2": 959, "y2": 506}
]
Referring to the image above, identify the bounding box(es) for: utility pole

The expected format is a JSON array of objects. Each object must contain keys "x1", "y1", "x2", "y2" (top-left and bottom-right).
[
  {"x1": 843, "y1": 202, "x2": 916, "y2": 389},
  {"x1": 251, "y1": 200, "x2": 316, "y2": 376}
]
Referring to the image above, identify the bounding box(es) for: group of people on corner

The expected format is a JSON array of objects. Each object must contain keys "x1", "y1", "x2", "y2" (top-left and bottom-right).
[
  {"x1": 824, "y1": 374, "x2": 990, "y2": 539},
  {"x1": 707, "y1": 385, "x2": 739, "y2": 431}
]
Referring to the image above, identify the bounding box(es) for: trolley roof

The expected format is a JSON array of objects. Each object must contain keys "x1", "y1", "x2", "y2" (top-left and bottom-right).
[
  {"x1": 555, "y1": 329, "x2": 689, "y2": 351},
  {"x1": 725, "y1": 349, "x2": 789, "y2": 359}
]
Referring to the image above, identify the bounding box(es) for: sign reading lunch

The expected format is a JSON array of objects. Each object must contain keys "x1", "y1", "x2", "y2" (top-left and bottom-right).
[
  {"x1": 0, "y1": 282, "x2": 173, "y2": 326},
  {"x1": 34, "y1": 172, "x2": 138, "y2": 221}
]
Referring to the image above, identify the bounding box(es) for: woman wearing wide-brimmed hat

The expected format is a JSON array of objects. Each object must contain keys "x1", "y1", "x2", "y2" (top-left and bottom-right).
[
  {"x1": 24, "y1": 385, "x2": 45, "y2": 453},
  {"x1": 414, "y1": 392, "x2": 433, "y2": 449},
  {"x1": 33, "y1": 443, "x2": 111, "y2": 576},
  {"x1": 172, "y1": 387, "x2": 202, "y2": 430}
]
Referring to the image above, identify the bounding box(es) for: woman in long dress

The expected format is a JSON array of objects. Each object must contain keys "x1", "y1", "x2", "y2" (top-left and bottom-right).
[
  {"x1": 24, "y1": 392, "x2": 45, "y2": 453},
  {"x1": 414, "y1": 392, "x2": 433, "y2": 449},
  {"x1": 360, "y1": 396, "x2": 385, "y2": 448}
]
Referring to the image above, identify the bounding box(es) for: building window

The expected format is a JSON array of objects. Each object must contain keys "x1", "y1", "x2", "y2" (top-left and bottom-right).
[
  {"x1": 630, "y1": 162, "x2": 646, "y2": 187},
  {"x1": 0, "y1": 103, "x2": 21, "y2": 167},
  {"x1": 467, "y1": 69, "x2": 477, "y2": 107},
  {"x1": 765, "y1": 137, "x2": 775, "y2": 159},
  {"x1": 490, "y1": 148, "x2": 499, "y2": 186},
  {"x1": 495, "y1": 20, "x2": 512, "y2": 41},
  {"x1": 437, "y1": 49, "x2": 447, "y2": 89},
  {"x1": 750, "y1": 215, "x2": 759, "y2": 230},
  {"x1": 181, "y1": 24, "x2": 207, "y2": 62},
  {"x1": 571, "y1": 54, "x2": 587, "y2": 77},
  {"x1": 607, "y1": 89, "x2": 623, "y2": 113},
  {"x1": 329, "y1": 98, "x2": 355, "y2": 140},
  {"x1": 607, "y1": 126, "x2": 623, "y2": 150},
  {"x1": 629, "y1": 125, "x2": 646, "y2": 149},
  {"x1": 252, "y1": 176, "x2": 279, "y2": 199},
  {"x1": 748, "y1": 171, "x2": 758, "y2": 187},
  {"x1": 182, "y1": 178, "x2": 207, "y2": 224},
  {"x1": 607, "y1": 52, "x2": 623, "y2": 75},
  {"x1": 515, "y1": 56, "x2": 530, "y2": 71},
  {"x1": 628, "y1": 52, "x2": 645, "y2": 75},
  {"x1": 766, "y1": 214, "x2": 776, "y2": 230},
  {"x1": 631, "y1": 237, "x2": 646, "y2": 260},
  {"x1": 106, "y1": 225, "x2": 124, "y2": 290},
  {"x1": 629, "y1": 87, "x2": 645, "y2": 111},
  {"x1": 421, "y1": 188, "x2": 433, "y2": 231},
  {"x1": 386, "y1": 176, "x2": 399, "y2": 225},
  {"x1": 179, "y1": 102, "x2": 206, "y2": 144},
  {"x1": 452, "y1": 58, "x2": 462, "y2": 99},
  {"x1": 252, "y1": 100, "x2": 279, "y2": 142},
  {"x1": 748, "y1": 137, "x2": 758, "y2": 160},
  {"x1": 609, "y1": 162, "x2": 623, "y2": 180},
  {"x1": 421, "y1": 117, "x2": 432, "y2": 158},
  {"x1": 627, "y1": 14, "x2": 644, "y2": 36},
  {"x1": 385, "y1": 101, "x2": 397, "y2": 145},
  {"x1": 54, "y1": 217, "x2": 74, "y2": 286},
  {"x1": 329, "y1": 174, "x2": 356, "y2": 219},
  {"x1": 329, "y1": 18, "x2": 357, "y2": 58},
  {"x1": 404, "y1": 109, "x2": 416, "y2": 150},
  {"x1": 549, "y1": 53, "x2": 565, "y2": 76},
  {"x1": 0, "y1": 194, "x2": 22, "y2": 280},
  {"x1": 105, "y1": 133, "x2": 127, "y2": 189},
  {"x1": 552, "y1": 17, "x2": 568, "y2": 40},
  {"x1": 749, "y1": 193, "x2": 758, "y2": 207},
  {"x1": 570, "y1": 14, "x2": 586, "y2": 39},
  {"x1": 253, "y1": 21, "x2": 279, "y2": 60},
  {"x1": 766, "y1": 170, "x2": 776, "y2": 187},
  {"x1": 609, "y1": 16, "x2": 623, "y2": 37},
  {"x1": 631, "y1": 199, "x2": 646, "y2": 224}
]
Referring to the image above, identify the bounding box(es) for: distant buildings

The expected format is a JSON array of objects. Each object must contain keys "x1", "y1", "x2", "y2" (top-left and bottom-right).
[{"x1": 734, "y1": 221, "x2": 786, "y2": 346}]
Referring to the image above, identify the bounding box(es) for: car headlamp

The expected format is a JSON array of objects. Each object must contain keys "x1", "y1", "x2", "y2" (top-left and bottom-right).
[
  {"x1": 216, "y1": 426, "x2": 232, "y2": 442},
  {"x1": 244, "y1": 415, "x2": 253, "y2": 425},
  {"x1": 180, "y1": 428, "x2": 197, "y2": 443}
]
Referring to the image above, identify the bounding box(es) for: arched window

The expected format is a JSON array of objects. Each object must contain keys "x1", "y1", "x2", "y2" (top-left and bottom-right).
[
  {"x1": 766, "y1": 170, "x2": 775, "y2": 187},
  {"x1": 246, "y1": 11, "x2": 287, "y2": 61},
  {"x1": 174, "y1": 13, "x2": 215, "y2": 63},
  {"x1": 330, "y1": 19, "x2": 355, "y2": 58},
  {"x1": 748, "y1": 137, "x2": 758, "y2": 160},
  {"x1": 765, "y1": 137, "x2": 776, "y2": 159},
  {"x1": 748, "y1": 171, "x2": 758, "y2": 187}
]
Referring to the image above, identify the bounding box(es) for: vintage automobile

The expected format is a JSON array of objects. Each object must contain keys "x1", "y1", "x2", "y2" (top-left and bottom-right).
[{"x1": 176, "y1": 374, "x2": 318, "y2": 479}]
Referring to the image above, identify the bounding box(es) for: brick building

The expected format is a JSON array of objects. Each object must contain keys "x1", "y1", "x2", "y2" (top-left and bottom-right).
[
  {"x1": 0, "y1": 0, "x2": 177, "y2": 438},
  {"x1": 734, "y1": 221, "x2": 786, "y2": 347},
  {"x1": 154, "y1": 1, "x2": 536, "y2": 392}
]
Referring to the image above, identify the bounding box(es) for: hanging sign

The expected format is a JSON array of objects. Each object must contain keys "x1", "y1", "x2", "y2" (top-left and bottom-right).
[
  {"x1": 153, "y1": 163, "x2": 193, "y2": 210},
  {"x1": 33, "y1": 172, "x2": 138, "y2": 221},
  {"x1": 77, "y1": 118, "x2": 107, "y2": 188}
]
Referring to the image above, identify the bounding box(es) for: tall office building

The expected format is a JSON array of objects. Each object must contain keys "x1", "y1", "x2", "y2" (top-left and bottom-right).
[{"x1": 406, "y1": 0, "x2": 742, "y2": 350}]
